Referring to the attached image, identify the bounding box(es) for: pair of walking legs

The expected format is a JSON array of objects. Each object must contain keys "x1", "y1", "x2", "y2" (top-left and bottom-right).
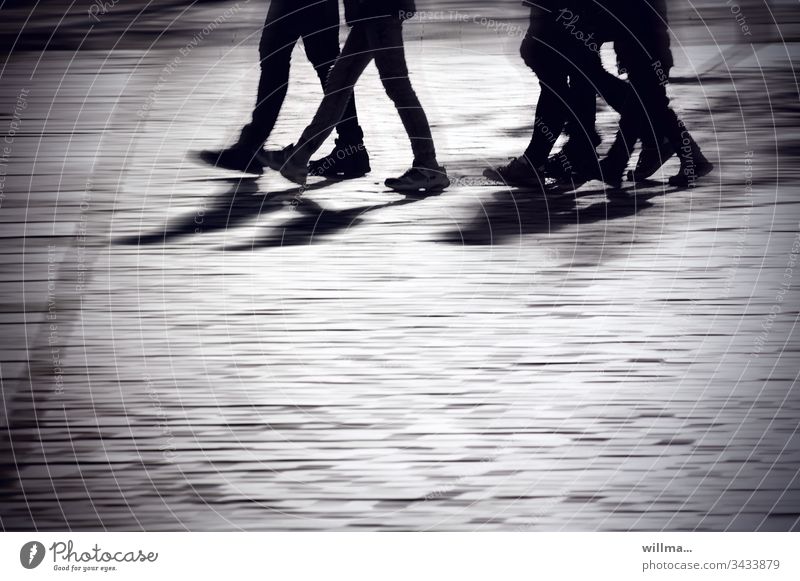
[
  {"x1": 491, "y1": 3, "x2": 711, "y2": 188},
  {"x1": 239, "y1": 0, "x2": 363, "y2": 150},
  {"x1": 272, "y1": 16, "x2": 446, "y2": 190},
  {"x1": 486, "y1": 10, "x2": 638, "y2": 186},
  {"x1": 199, "y1": 0, "x2": 369, "y2": 176},
  {"x1": 603, "y1": 40, "x2": 713, "y2": 186}
]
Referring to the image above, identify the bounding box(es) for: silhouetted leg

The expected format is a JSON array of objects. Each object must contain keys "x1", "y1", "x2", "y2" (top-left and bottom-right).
[
  {"x1": 370, "y1": 18, "x2": 437, "y2": 168},
  {"x1": 562, "y1": 72, "x2": 601, "y2": 165},
  {"x1": 301, "y1": 6, "x2": 364, "y2": 146},
  {"x1": 520, "y1": 31, "x2": 571, "y2": 168},
  {"x1": 238, "y1": 3, "x2": 303, "y2": 149},
  {"x1": 292, "y1": 24, "x2": 373, "y2": 165}
]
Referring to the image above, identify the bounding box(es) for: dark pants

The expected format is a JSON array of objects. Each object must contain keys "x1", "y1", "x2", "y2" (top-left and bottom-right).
[
  {"x1": 520, "y1": 9, "x2": 633, "y2": 167},
  {"x1": 609, "y1": 40, "x2": 687, "y2": 163},
  {"x1": 238, "y1": 0, "x2": 364, "y2": 150},
  {"x1": 293, "y1": 17, "x2": 437, "y2": 168}
]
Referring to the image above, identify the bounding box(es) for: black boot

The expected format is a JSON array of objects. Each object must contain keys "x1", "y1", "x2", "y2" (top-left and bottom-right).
[
  {"x1": 628, "y1": 136, "x2": 675, "y2": 182},
  {"x1": 668, "y1": 134, "x2": 713, "y2": 187},
  {"x1": 596, "y1": 131, "x2": 634, "y2": 189},
  {"x1": 197, "y1": 141, "x2": 264, "y2": 174},
  {"x1": 308, "y1": 139, "x2": 371, "y2": 180}
]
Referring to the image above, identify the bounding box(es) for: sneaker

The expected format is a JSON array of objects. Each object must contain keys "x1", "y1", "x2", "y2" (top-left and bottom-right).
[
  {"x1": 308, "y1": 139, "x2": 371, "y2": 179},
  {"x1": 483, "y1": 156, "x2": 544, "y2": 187},
  {"x1": 628, "y1": 138, "x2": 675, "y2": 182},
  {"x1": 197, "y1": 144, "x2": 264, "y2": 174},
  {"x1": 385, "y1": 166, "x2": 450, "y2": 193}
]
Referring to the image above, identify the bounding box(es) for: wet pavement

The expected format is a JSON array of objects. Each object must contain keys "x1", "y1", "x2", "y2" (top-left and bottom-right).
[{"x1": 0, "y1": 0, "x2": 799, "y2": 531}]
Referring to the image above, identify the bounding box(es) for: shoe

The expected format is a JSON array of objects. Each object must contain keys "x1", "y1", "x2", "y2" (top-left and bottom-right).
[
  {"x1": 280, "y1": 154, "x2": 309, "y2": 186},
  {"x1": 259, "y1": 144, "x2": 309, "y2": 186},
  {"x1": 628, "y1": 138, "x2": 675, "y2": 182},
  {"x1": 258, "y1": 144, "x2": 293, "y2": 172},
  {"x1": 385, "y1": 166, "x2": 450, "y2": 193},
  {"x1": 548, "y1": 151, "x2": 601, "y2": 185},
  {"x1": 483, "y1": 156, "x2": 544, "y2": 187},
  {"x1": 308, "y1": 139, "x2": 371, "y2": 179},
  {"x1": 197, "y1": 144, "x2": 264, "y2": 174},
  {"x1": 668, "y1": 151, "x2": 714, "y2": 187},
  {"x1": 546, "y1": 135, "x2": 602, "y2": 180},
  {"x1": 597, "y1": 156, "x2": 626, "y2": 190}
]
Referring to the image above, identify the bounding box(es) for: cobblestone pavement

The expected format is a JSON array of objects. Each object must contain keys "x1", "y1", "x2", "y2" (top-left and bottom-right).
[{"x1": 1, "y1": 1, "x2": 799, "y2": 531}]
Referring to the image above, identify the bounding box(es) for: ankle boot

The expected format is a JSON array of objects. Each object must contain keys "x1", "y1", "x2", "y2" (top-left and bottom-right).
[{"x1": 669, "y1": 132, "x2": 713, "y2": 187}]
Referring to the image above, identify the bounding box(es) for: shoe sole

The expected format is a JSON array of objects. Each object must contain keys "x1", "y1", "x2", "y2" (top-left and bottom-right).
[
  {"x1": 280, "y1": 167, "x2": 308, "y2": 186},
  {"x1": 385, "y1": 179, "x2": 450, "y2": 194},
  {"x1": 196, "y1": 151, "x2": 264, "y2": 175},
  {"x1": 668, "y1": 162, "x2": 714, "y2": 187},
  {"x1": 258, "y1": 154, "x2": 284, "y2": 173},
  {"x1": 482, "y1": 168, "x2": 543, "y2": 188},
  {"x1": 310, "y1": 169, "x2": 371, "y2": 181},
  {"x1": 628, "y1": 148, "x2": 677, "y2": 182}
]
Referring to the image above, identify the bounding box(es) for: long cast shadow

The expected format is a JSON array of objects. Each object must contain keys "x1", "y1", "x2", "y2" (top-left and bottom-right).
[
  {"x1": 442, "y1": 180, "x2": 672, "y2": 246},
  {"x1": 117, "y1": 177, "x2": 339, "y2": 246},
  {"x1": 118, "y1": 177, "x2": 440, "y2": 249},
  {"x1": 227, "y1": 193, "x2": 432, "y2": 251}
]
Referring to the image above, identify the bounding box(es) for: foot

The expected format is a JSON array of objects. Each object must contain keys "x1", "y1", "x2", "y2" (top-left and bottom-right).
[
  {"x1": 597, "y1": 157, "x2": 626, "y2": 190},
  {"x1": 197, "y1": 144, "x2": 264, "y2": 174},
  {"x1": 547, "y1": 151, "x2": 601, "y2": 185},
  {"x1": 385, "y1": 166, "x2": 450, "y2": 193},
  {"x1": 258, "y1": 144, "x2": 293, "y2": 172},
  {"x1": 308, "y1": 139, "x2": 371, "y2": 179},
  {"x1": 668, "y1": 156, "x2": 714, "y2": 187},
  {"x1": 628, "y1": 138, "x2": 675, "y2": 182},
  {"x1": 546, "y1": 135, "x2": 602, "y2": 180},
  {"x1": 483, "y1": 156, "x2": 544, "y2": 187},
  {"x1": 259, "y1": 144, "x2": 309, "y2": 186}
]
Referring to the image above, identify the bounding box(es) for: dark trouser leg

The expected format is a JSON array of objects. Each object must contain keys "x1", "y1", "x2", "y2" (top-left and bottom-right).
[
  {"x1": 301, "y1": 4, "x2": 364, "y2": 145},
  {"x1": 293, "y1": 24, "x2": 373, "y2": 165},
  {"x1": 520, "y1": 33, "x2": 570, "y2": 167},
  {"x1": 586, "y1": 60, "x2": 648, "y2": 173},
  {"x1": 523, "y1": 79, "x2": 569, "y2": 167},
  {"x1": 564, "y1": 72, "x2": 600, "y2": 155},
  {"x1": 238, "y1": 3, "x2": 302, "y2": 149},
  {"x1": 369, "y1": 18, "x2": 437, "y2": 168}
]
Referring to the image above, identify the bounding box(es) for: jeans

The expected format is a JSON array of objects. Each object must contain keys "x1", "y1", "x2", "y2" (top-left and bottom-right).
[
  {"x1": 238, "y1": 0, "x2": 364, "y2": 150},
  {"x1": 293, "y1": 17, "x2": 437, "y2": 168}
]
